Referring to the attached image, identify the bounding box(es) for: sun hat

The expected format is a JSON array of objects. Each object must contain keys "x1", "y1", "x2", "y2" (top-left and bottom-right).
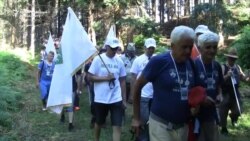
[
  {"x1": 144, "y1": 38, "x2": 156, "y2": 48},
  {"x1": 224, "y1": 48, "x2": 238, "y2": 59},
  {"x1": 188, "y1": 86, "x2": 207, "y2": 107}
]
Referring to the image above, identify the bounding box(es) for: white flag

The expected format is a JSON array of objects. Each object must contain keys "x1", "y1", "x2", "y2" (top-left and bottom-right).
[
  {"x1": 45, "y1": 33, "x2": 57, "y2": 61},
  {"x1": 47, "y1": 7, "x2": 97, "y2": 114},
  {"x1": 104, "y1": 24, "x2": 116, "y2": 45}
]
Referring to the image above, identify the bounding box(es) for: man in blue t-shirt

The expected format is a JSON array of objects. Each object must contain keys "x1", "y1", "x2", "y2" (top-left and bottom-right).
[
  {"x1": 131, "y1": 26, "x2": 196, "y2": 141},
  {"x1": 194, "y1": 32, "x2": 223, "y2": 141}
]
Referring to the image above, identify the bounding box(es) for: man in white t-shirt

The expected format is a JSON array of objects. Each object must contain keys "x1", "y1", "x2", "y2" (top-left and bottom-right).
[
  {"x1": 130, "y1": 38, "x2": 156, "y2": 141},
  {"x1": 88, "y1": 37, "x2": 126, "y2": 141}
]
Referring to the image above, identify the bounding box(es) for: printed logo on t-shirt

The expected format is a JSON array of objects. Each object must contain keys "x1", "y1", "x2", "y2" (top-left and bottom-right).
[
  {"x1": 46, "y1": 65, "x2": 52, "y2": 76},
  {"x1": 199, "y1": 72, "x2": 205, "y2": 79},
  {"x1": 101, "y1": 64, "x2": 118, "y2": 69},
  {"x1": 169, "y1": 69, "x2": 177, "y2": 78},
  {"x1": 199, "y1": 70, "x2": 218, "y2": 90}
]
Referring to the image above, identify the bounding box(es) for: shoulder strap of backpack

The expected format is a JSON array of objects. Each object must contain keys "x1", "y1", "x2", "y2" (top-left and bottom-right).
[{"x1": 39, "y1": 60, "x2": 45, "y2": 79}]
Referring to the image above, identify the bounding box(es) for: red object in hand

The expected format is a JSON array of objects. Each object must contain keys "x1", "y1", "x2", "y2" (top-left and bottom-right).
[{"x1": 188, "y1": 86, "x2": 206, "y2": 107}]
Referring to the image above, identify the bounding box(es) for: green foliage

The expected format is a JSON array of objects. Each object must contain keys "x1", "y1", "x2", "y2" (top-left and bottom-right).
[
  {"x1": 133, "y1": 34, "x2": 169, "y2": 54},
  {"x1": 117, "y1": 17, "x2": 159, "y2": 37},
  {"x1": 216, "y1": 48, "x2": 227, "y2": 63},
  {"x1": 0, "y1": 52, "x2": 30, "y2": 130},
  {"x1": 191, "y1": 3, "x2": 238, "y2": 36},
  {"x1": 231, "y1": 25, "x2": 250, "y2": 69},
  {"x1": 233, "y1": 0, "x2": 250, "y2": 7}
]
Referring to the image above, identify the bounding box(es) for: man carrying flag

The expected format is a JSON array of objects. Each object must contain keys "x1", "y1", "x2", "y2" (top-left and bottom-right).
[
  {"x1": 46, "y1": 7, "x2": 97, "y2": 131},
  {"x1": 88, "y1": 37, "x2": 126, "y2": 141}
]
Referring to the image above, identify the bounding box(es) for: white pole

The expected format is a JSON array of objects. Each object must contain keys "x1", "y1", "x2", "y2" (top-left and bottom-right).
[{"x1": 231, "y1": 76, "x2": 241, "y2": 115}]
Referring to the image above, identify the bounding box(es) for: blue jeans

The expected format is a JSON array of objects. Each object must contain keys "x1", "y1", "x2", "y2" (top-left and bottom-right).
[{"x1": 138, "y1": 97, "x2": 152, "y2": 141}]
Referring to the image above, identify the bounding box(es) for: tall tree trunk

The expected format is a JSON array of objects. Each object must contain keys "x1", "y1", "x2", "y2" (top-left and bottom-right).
[
  {"x1": 185, "y1": 0, "x2": 190, "y2": 16},
  {"x1": 22, "y1": 4, "x2": 28, "y2": 47},
  {"x1": 57, "y1": 0, "x2": 61, "y2": 37},
  {"x1": 166, "y1": 0, "x2": 171, "y2": 21},
  {"x1": 195, "y1": 0, "x2": 199, "y2": 5},
  {"x1": 88, "y1": 0, "x2": 96, "y2": 46},
  {"x1": 159, "y1": 0, "x2": 165, "y2": 24},
  {"x1": 30, "y1": 0, "x2": 35, "y2": 59},
  {"x1": 152, "y1": 0, "x2": 156, "y2": 20}
]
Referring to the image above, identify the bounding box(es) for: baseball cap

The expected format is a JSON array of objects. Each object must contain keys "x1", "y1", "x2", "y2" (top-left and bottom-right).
[
  {"x1": 144, "y1": 38, "x2": 156, "y2": 48},
  {"x1": 105, "y1": 37, "x2": 121, "y2": 48},
  {"x1": 188, "y1": 86, "x2": 207, "y2": 107},
  {"x1": 195, "y1": 25, "x2": 210, "y2": 35},
  {"x1": 127, "y1": 43, "x2": 136, "y2": 51}
]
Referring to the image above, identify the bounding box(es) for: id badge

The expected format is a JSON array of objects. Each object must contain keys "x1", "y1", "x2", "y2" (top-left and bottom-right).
[
  {"x1": 207, "y1": 78, "x2": 215, "y2": 89},
  {"x1": 46, "y1": 70, "x2": 51, "y2": 76},
  {"x1": 180, "y1": 87, "x2": 188, "y2": 101}
]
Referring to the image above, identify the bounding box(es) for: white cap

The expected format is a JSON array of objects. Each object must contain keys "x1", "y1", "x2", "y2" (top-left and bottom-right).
[
  {"x1": 127, "y1": 43, "x2": 136, "y2": 51},
  {"x1": 105, "y1": 37, "x2": 121, "y2": 48},
  {"x1": 144, "y1": 38, "x2": 156, "y2": 48},
  {"x1": 195, "y1": 25, "x2": 210, "y2": 34}
]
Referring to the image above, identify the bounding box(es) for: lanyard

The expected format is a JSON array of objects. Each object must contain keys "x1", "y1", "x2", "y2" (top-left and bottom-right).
[
  {"x1": 199, "y1": 56, "x2": 214, "y2": 79},
  {"x1": 170, "y1": 52, "x2": 189, "y2": 88}
]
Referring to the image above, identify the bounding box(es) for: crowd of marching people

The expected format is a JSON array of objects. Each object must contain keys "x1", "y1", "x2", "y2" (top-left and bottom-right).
[{"x1": 36, "y1": 24, "x2": 250, "y2": 141}]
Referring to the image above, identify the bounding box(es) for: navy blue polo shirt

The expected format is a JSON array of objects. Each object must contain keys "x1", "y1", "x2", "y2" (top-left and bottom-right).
[
  {"x1": 142, "y1": 52, "x2": 196, "y2": 124},
  {"x1": 194, "y1": 58, "x2": 223, "y2": 122}
]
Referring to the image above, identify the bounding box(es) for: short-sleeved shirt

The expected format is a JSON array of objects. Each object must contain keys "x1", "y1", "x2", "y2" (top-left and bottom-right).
[
  {"x1": 38, "y1": 60, "x2": 55, "y2": 82},
  {"x1": 120, "y1": 54, "x2": 137, "y2": 83},
  {"x1": 194, "y1": 57, "x2": 223, "y2": 122},
  {"x1": 130, "y1": 54, "x2": 155, "y2": 98},
  {"x1": 88, "y1": 53, "x2": 126, "y2": 104},
  {"x1": 142, "y1": 52, "x2": 196, "y2": 124}
]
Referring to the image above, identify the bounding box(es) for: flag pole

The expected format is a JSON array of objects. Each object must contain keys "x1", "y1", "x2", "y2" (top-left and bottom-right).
[
  {"x1": 231, "y1": 76, "x2": 241, "y2": 115},
  {"x1": 98, "y1": 53, "x2": 111, "y2": 73}
]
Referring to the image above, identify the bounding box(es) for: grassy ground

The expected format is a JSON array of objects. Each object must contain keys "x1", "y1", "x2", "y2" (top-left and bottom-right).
[{"x1": 1, "y1": 51, "x2": 250, "y2": 141}]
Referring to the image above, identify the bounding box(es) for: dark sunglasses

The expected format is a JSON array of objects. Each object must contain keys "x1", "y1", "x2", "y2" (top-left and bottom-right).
[{"x1": 110, "y1": 47, "x2": 119, "y2": 51}]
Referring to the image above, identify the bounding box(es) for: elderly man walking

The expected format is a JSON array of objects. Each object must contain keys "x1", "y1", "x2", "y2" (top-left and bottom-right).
[
  {"x1": 194, "y1": 32, "x2": 224, "y2": 141},
  {"x1": 132, "y1": 26, "x2": 197, "y2": 141}
]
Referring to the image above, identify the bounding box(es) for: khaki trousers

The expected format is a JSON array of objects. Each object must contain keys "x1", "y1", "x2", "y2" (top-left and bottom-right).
[{"x1": 149, "y1": 117, "x2": 188, "y2": 141}]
